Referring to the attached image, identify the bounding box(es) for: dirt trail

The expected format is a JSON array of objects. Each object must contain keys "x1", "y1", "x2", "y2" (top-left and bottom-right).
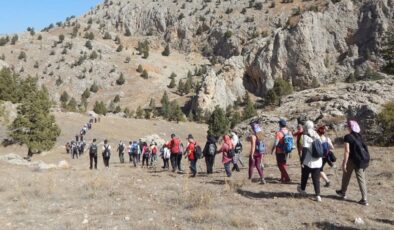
[{"x1": 0, "y1": 113, "x2": 393, "y2": 229}]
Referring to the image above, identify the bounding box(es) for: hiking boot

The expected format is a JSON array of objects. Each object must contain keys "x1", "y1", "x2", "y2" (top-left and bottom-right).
[
  {"x1": 324, "y1": 181, "x2": 331, "y2": 187},
  {"x1": 297, "y1": 185, "x2": 307, "y2": 196},
  {"x1": 358, "y1": 199, "x2": 369, "y2": 206},
  {"x1": 336, "y1": 190, "x2": 347, "y2": 199},
  {"x1": 316, "y1": 196, "x2": 322, "y2": 202}
]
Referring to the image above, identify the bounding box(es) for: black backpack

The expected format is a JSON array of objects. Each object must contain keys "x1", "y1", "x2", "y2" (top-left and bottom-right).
[
  {"x1": 103, "y1": 145, "x2": 111, "y2": 158},
  {"x1": 89, "y1": 144, "x2": 97, "y2": 155},
  {"x1": 118, "y1": 144, "x2": 125, "y2": 153},
  {"x1": 194, "y1": 145, "x2": 202, "y2": 159},
  {"x1": 350, "y1": 134, "x2": 370, "y2": 169},
  {"x1": 207, "y1": 143, "x2": 216, "y2": 156},
  {"x1": 235, "y1": 141, "x2": 243, "y2": 153}
]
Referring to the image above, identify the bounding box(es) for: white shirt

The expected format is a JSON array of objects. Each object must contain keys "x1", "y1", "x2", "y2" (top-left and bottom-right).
[
  {"x1": 102, "y1": 144, "x2": 112, "y2": 151},
  {"x1": 302, "y1": 130, "x2": 323, "y2": 169},
  {"x1": 231, "y1": 133, "x2": 239, "y2": 146}
]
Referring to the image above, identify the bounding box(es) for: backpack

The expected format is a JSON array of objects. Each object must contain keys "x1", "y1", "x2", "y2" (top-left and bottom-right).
[
  {"x1": 321, "y1": 141, "x2": 330, "y2": 157},
  {"x1": 194, "y1": 144, "x2": 202, "y2": 159},
  {"x1": 234, "y1": 141, "x2": 242, "y2": 153},
  {"x1": 309, "y1": 137, "x2": 324, "y2": 158},
  {"x1": 103, "y1": 145, "x2": 111, "y2": 158},
  {"x1": 131, "y1": 143, "x2": 139, "y2": 155},
  {"x1": 350, "y1": 134, "x2": 370, "y2": 169},
  {"x1": 118, "y1": 144, "x2": 124, "y2": 153},
  {"x1": 72, "y1": 145, "x2": 78, "y2": 154},
  {"x1": 280, "y1": 131, "x2": 294, "y2": 154},
  {"x1": 226, "y1": 144, "x2": 235, "y2": 158},
  {"x1": 207, "y1": 143, "x2": 216, "y2": 156},
  {"x1": 255, "y1": 138, "x2": 266, "y2": 155},
  {"x1": 152, "y1": 146, "x2": 157, "y2": 155},
  {"x1": 89, "y1": 144, "x2": 97, "y2": 155}
]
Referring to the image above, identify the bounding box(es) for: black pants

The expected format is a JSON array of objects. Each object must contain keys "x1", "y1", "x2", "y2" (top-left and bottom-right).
[
  {"x1": 232, "y1": 163, "x2": 240, "y2": 172},
  {"x1": 129, "y1": 153, "x2": 132, "y2": 163},
  {"x1": 163, "y1": 158, "x2": 169, "y2": 169},
  {"x1": 177, "y1": 153, "x2": 183, "y2": 171},
  {"x1": 119, "y1": 152, "x2": 124, "y2": 163},
  {"x1": 89, "y1": 154, "x2": 97, "y2": 169},
  {"x1": 103, "y1": 156, "x2": 110, "y2": 167},
  {"x1": 205, "y1": 155, "x2": 215, "y2": 174},
  {"x1": 142, "y1": 154, "x2": 149, "y2": 167},
  {"x1": 170, "y1": 154, "x2": 178, "y2": 172},
  {"x1": 72, "y1": 151, "x2": 78, "y2": 159},
  {"x1": 301, "y1": 165, "x2": 321, "y2": 196}
]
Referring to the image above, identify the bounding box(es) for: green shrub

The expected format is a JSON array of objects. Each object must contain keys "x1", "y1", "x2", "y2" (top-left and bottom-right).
[
  {"x1": 378, "y1": 100, "x2": 394, "y2": 146},
  {"x1": 90, "y1": 82, "x2": 99, "y2": 93},
  {"x1": 208, "y1": 106, "x2": 229, "y2": 138},
  {"x1": 81, "y1": 88, "x2": 90, "y2": 99},
  {"x1": 93, "y1": 101, "x2": 107, "y2": 115},
  {"x1": 116, "y1": 73, "x2": 125, "y2": 85},
  {"x1": 137, "y1": 64, "x2": 143, "y2": 73},
  {"x1": 168, "y1": 78, "x2": 176, "y2": 88},
  {"x1": 162, "y1": 44, "x2": 170, "y2": 56},
  {"x1": 141, "y1": 70, "x2": 148, "y2": 79}
]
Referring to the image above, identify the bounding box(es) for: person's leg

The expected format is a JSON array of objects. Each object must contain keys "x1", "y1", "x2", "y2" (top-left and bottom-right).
[
  {"x1": 205, "y1": 157, "x2": 210, "y2": 173},
  {"x1": 170, "y1": 155, "x2": 176, "y2": 171},
  {"x1": 191, "y1": 160, "x2": 196, "y2": 176},
  {"x1": 224, "y1": 162, "x2": 232, "y2": 177},
  {"x1": 255, "y1": 155, "x2": 264, "y2": 179},
  {"x1": 355, "y1": 167, "x2": 368, "y2": 201},
  {"x1": 301, "y1": 166, "x2": 310, "y2": 191},
  {"x1": 248, "y1": 155, "x2": 254, "y2": 179},
  {"x1": 177, "y1": 154, "x2": 182, "y2": 171},
  {"x1": 89, "y1": 154, "x2": 93, "y2": 169},
  {"x1": 94, "y1": 155, "x2": 97, "y2": 169},
  {"x1": 311, "y1": 168, "x2": 321, "y2": 196},
  {"x1": 276, "y1": 154, "x2": 284, "y2": 181},
  {"x1": 340, "y1": 161, "x2": 355, "y2": 195}
]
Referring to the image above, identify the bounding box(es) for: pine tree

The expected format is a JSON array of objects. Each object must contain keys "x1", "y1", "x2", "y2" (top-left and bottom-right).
[
  {"x1": 160, "y1": 91, "x2": 170, "y2": 118},
  {"x1": 230, "y1": 111, "x2": 242, "y2": 129},
  {"x1": 93, "y1": 101, "x2": 107, "y2": 115},
  {"x1": 60, "y1": 91, "x2": 69, "y2": 106},
  {"x1": 116, "y1": 73, "x2": 125, "y2": 85},
  {"x1": 243, "y1": 94, "x2": 257, "y2": 120},
  {"x1": 177, "y1": 79, "x2": 185, "y2": 95},
  {"x1": 265, "y1": 89, "x2": 278, "y2": 106},
  {"x1": 208, "y1": 106, "x2": 229, "y2": 138},
  {"x1": 67, "y1": 97, "x2": 78, "y2": 112},
  {"x1": 141, "y1": 70, "x2": 148, "y2": 79},
  {"x1": 9, "y1": 83, "x2": 60, "y2": 157},
  {"x1": 113, "y1": 95, "x2": 120, "y2": 103},
  {"x1": 168, "y1": 78, "x2": 176, "y2": 88},
  {"x1": 184, "y1": 76, "x2": 193, "y2": 94},
  {"x1": 114, "y1": 105, "x2": 122, "y2": 114},
  {"x1": 137, "y1": 64, "x2": 143, "y2": 73},
  {"x1": 162, "y1": 44, "x2": 170, "y2": 56},
  {"x1": 81, "y1": 88, "x2": 90, "y2": 99}
]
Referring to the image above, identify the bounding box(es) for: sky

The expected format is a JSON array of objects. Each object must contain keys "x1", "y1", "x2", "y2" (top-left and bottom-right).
[{"x1": 0, "y1": 0, "x2": 102, "y2": 35}]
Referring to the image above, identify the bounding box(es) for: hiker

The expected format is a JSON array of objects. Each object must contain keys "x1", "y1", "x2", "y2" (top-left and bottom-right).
[
  {"x1": 218, "y1": 135, "x2": 234, "y2": 177},
  {"x1": 138, "y1": 139, "x2": 143, "y2": 163},
  {"x1": 161, "y1": 144, "x2": 171, "y2": 169},
  {"x1": 297, "y1": 120, "x2": 323, "y2": 202},
  {"x1": 89, "y1": 138, "x2": 98, "y2": 169},
  {"x1": 248, "y1": 122, "x2": 266, "y2": 184},
  {"x1": 270, "y1": 119, "x2": 292, "y2": 183},
  {"x1": 141, "y1": 142, "x2": 150, "y2": 168},
  {"x1": 178, "y1": 143, "x2": 184, "y2": 172},
  {"x1": 128, "y1": 141, "x2": 133, "y2": 163},
  {"x1": 117, "y1": 141, "x2": 126, "y2": 163},
  {"x1": 317, "y1": 125, "x2": 335, "y2": 187},
  {"x1": 94, "y1": 118, "x2": 97, "y2": 123},
  {"x1": 75, "y1": 134, "x2": 79, "y2": 142},
  {"x1": 336, "y1": 120, "x2": 370, "y2": 206},
  {"x1": 80, "y1": 132, "x2": 84, "y2": 142},
  {"x1": 293, "y1": 124, "x2": 304, "y2": 158},
  {"x1": 185, "y1": 134, "x2": 198, "y2": 177},
  {"x1": 150, "y1": 141, "x2": 158, "y2": 166},
  {"x1": 65, "y1": 142, "x2": 70, "y2": 154},
  {"x1": 78, "y1": 141, "x2": 85, "y2": 155},
  {"x1": 71, "y1": 141, "x2": 79, "y2": 159},
  {"x1": 203, "y1": 135, "x2": 217, "y2": 174},
  {"x1": 167, "y1": 134, "x2": 181, "y2": 172},
  {"x1": 231, "y1": 131, "x2": 242, "y2": 172},
  {"x1": 131, "y1": 141, "x2": 140, "y2": 167},
  {"x1": 102, "y1": 139, "x2": 111, "y2": 168}
]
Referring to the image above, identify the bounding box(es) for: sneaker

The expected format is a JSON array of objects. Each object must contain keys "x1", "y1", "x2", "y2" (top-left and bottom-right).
[
  {"x1": 358, "y1": 199, "x2": 369, "y2": 206},
  {"x1": 316, "y1": 196, "x2": 322, "y2": 202},
  {"x1": 297, "y1": 185, "x2": 307, "y2": 195},
  {"x1": 260, "y1": 179, "x2": 267, "y2": 184},
  {"x1": 336, "y1": 190, "x2": 347, "y2": 199},
  {"x1": 324, "y1": 181, "x2": 331, "y2": 187}
]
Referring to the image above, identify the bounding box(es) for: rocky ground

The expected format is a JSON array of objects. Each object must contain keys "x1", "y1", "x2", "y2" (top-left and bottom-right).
[{"x1": 0, "y1": 112, "x2": 393, "y2": 230}]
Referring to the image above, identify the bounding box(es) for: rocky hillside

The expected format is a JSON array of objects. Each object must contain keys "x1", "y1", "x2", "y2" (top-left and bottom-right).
[{"x1": 0, "y1": 0, "x2": 392, "y2": 117}]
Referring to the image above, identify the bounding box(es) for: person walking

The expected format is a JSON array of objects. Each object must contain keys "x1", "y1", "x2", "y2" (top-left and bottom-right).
[
  {"x1": 177, "y1": 143, "x2": 185, "y2": 172},
  {"x1": 203, "y1": 135, "x2": 217, "y2": 174},
  {"x1": 336, "y1": 120, "x2": 370, "y2": 206},
  {"x1": 128, "y1": 141, "x2": 133, "y2": 163},
  {"x1": 117, "y1": 141, "x2": 126, "y2": 163},
  {"x1": 185, "y1": 134, "x2": 198, "y2": 177},
  {"x1": 131, "y1": 141, "x2": 140, "y2": 167},
  {"x1": 317, "y1": 125, "x2": 335, "y2": 187},
  {"x1": 141, "y1": 142, "x2": 150, "y2": 168},
  {"x1": 71, "y1": 141, "x2": 79, "y2": 159},
  {"x1": 167, "y1": 134, "x2": 181, "y2": 172},
  {"x1": 248, "y1": 123, "x2": 266, "y2": 184},
  {"x1": 231, "y1": 131, "x2": 241, "y2": 172},
  {"x1": 161, "y1": 144, "x2": 171, "y2": 169},
  {"x1": 270, "y1": 119, "x2": 291, "y2": 183},
  {"x1": 293, "y1": 124, "x2": 304, "y2": 158},
  {"x1": 150, "y1": 141, "x2": 158, "y2": 166},
  {"x1": 89, "y1": 138, "x2": 98, "y2": 169},
  {"x1": 102, "y1": 139, "x2": 111, "y2": 168},
  {"x1": 297, "y1": 121, "x2": 323, "y2": 202},
  {"x1": 218, "y1": 135, "x2": 234, "y2": 177}
]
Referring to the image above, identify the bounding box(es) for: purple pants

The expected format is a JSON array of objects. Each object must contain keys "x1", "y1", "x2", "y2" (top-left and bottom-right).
[{"x1": 249, "y1": 154, "x2": 264, "y2": 179}]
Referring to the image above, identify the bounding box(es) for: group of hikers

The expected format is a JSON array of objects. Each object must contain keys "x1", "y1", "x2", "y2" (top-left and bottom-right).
[{"x1": 66, "y1": 116, "x2": 370, "y2": 205}]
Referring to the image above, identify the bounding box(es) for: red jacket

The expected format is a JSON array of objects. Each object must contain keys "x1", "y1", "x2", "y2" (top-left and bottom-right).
[
  {"x1": 187, "y1": 142, "x2": 196, "y2": 160},
  {"x1": 167, "y1": 138, "x2": 181, "y2": 154}
]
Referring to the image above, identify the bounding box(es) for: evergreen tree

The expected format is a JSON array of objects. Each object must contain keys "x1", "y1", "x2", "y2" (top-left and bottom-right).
[
  {"x1": 184, "y1": 76, "x2": 193, "y2": 94},
  {"x1": 265, "y1": 89, "x2": 278, "y2": 106},
  {"x1": 208, "y1": 106, "x2": 229, "y2": 138},
  {"x1": 124, "y1": 26, "x2": 132, "y2": 36},
  {"x1": 162, "y1": 44, "x2": 170, "y2": 56},
  {"x1": 113, "y1": 95, "x2": 120, "y2": 103},
  {"x1": 169, "y1": 100, "x2": 184, "y2": 122},
  {"x1": 114, "y1": 105, "x2": 122, "y2": 114},
  {"x1": 177, "y1": 79, "x2": 185, "y2": 95},
  {"x1": 137, "y1": 64, "x2": 143, "y2": 73},
  {"x1": 243, "y1": 94, "x2": 257, "y2": 120},
  {"x1": 168, "y1": 78, "x2": 176, "y2": 88},
  {"x1": 93, "y1": 101, "x2": 107, "y2": 115},
  {"x1": 230, "y1": 111, "x2": 242, "y2": 129},
  {"x1": 67, "y1": 97, "x2": 78, "y2": 112},
  {"x1": 141, "y1": 70, "x2": 148, "y2": 79},
  {"x1": 116, "y1": 73, "x2": 125, "y2": 85},
  {"x1": 81, "y1": 88, "x2": 90, "y2": 99},
  {"x1": 149, "y1": 98, "x2": 156, "y2": 110},
  {"x1": 170, "y1": 72, "x2": 177, "y2": 79},
  {"x1": 381, "y1": 28, "x2": 394, "y2": 74},
  {"x1": 85, "y1": 40, "x2": 93, "y2": 50},
  {"x1": 9, "y1": 83, "x2": 61, "y2": 157},
  {"x1": 60, "y1": 91, "x2": 69, "y2": 106},
  {"x1": 90, "y1": 82, "x2": 99, "y2": 93},
  {"x1": 160, "y1": 91, "x2": 170, "y2": 118}
]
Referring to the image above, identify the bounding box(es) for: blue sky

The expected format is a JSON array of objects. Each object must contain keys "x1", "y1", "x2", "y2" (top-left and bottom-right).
[{"x1": 0, "y1": 0, "x2": 102, "y2": 35}]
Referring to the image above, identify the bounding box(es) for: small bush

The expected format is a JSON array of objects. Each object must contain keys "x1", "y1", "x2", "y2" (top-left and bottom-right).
[
  {"x1": 18, "y1": 51, "x2": 27, "y2": 60},
  {"x1": 162, "y1": 44, "x2": 170, "y2": 56},
  {"x1": 378, "y1": 100, "x2": 394, "y2": 146},
  {"x1": 137, "y1": 64, "x2": 143, "y2": 73},
  {"x1": 141, "y1": 70, "x2": 149, "y2": 79},
  {"x1": 116, "y1": 73, "x2": 125, "y2": 85},
  {"x1": 90, "y1": 82, "x2": 99, "y2": 93},
  {"x1": 93, "y1": 101, "x2": 107, "y2": 115}
]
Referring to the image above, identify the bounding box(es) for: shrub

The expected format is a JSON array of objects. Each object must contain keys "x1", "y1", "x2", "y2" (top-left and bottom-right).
[
  {"x1": 162, "y1": 44, "x2": 170, "y2": 56},
  {"x1": 18, "y1": 51, "x2": 27, "y2": 60},
  {"x1": 168, "y1": 78, "x2": 176, "y2": 88},
  {"x1": 85, "y1": 40, "x2": 93, "y2": 50},
  {"x1": 37, "y1": 34, "x2": 42, "y2": 40},
  {"x1": 116, "y1": 44, "x2": 123, "y2": 52},
  {"x1": 137, "y1": 64, "x2": 143, "y2": 73},
  {"x1": 90, "y1": 82, "x2": 99, "y2": 93},
  {"x1": 11, "y1": 35, "x2": 18, "y2": 45},
  {"x1": 208, "y1": 106, "x2": 229, "y2": 138},
  {"x1": 273, "y1": 78, "x2": 293, "y2": 97},
  {"x1": 103, "y1": 32, "x2": 112, "y2": 39},
  {"x1": 224, "y1": 30, "x2": 233, "y2": 39},
  {"x1": 58, "y1": 34, "x2": 65, "y2": 43},
  {"x1": 378, "y1": 100, "x2": 394, "y2": 146},
  {"x1": 60, "y1": 91, "x2": 69, "y2": 104},
  {"x1": 243, "y1": 93, "x2": 257, "y2": 120},
  {"x1": 81, "y1": 88, "x2": 90, "y2": 99},
  {"x1": 113, "y1": 95, "x2": 120, "y2": 103},
  {"x1": 124, "y1": 26, "x2": 131, "y2": 36},
  {"x1": 116, "y1": 73, "x2": 125, "y2": 85},
  {"x1": 93, "y1": 101, "x2": 107, "y2": 115},
  {"x1": 141, "y1": 70, "x2": 149, "y2": 79},
  {"x1": 90, "y1": 51, "x2": 98, "y2": 59}
]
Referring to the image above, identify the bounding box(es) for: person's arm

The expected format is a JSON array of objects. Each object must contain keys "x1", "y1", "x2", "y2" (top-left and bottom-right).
[
  {"x1": 271, "y1": 134, "x2": 279, "y2": 155},
  {"x1": 328, "y1": 138, "x2": 334, "y2": 150},
  {"x1": 250, "y1": 135, "x2": 256, "y2": 157},
  {"x1": 343, "y1": 143, "x2": 350, "y2": 173}
]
